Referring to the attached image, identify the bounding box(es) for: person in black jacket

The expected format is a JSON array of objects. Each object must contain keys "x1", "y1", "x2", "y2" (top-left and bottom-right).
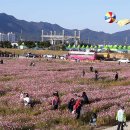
[
  {"x1": 115, "y1": 72, "x2": 118, "y2": 81},
  {"x1": 67, "y1": 98, "x2": 76, "y2": 112},
  {"x1": 0, "y1": 59, "x2": 3, "y2": 64},
  {"x1": 94, "y1": 70, "x2": 99, "y2": 80},
  {"x1": 82, "y1": 69, "x2": 85, "y2": 77},
  {"x1": 90, "y1": 65, "x2": 93, "y2": 72},
  {"x1": 81, "y1": 92, "x2": 89, "y2": 105}
]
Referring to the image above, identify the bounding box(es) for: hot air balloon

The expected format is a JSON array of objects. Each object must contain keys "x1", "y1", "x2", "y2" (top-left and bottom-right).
[{"x1": 105, "y1": 12, "x2": 116, "y2": 23}]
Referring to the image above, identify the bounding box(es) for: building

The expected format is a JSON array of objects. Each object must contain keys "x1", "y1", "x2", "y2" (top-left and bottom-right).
[
  {"x1": 0, "y1": 33, "x2": 7, "y2": 41},
  {"x1": 41, "y1": 30, "x2": 80, "y2": 45},
  {"x1": 7, "y1": 32, "x2": 15, "y2": 42},
  {"x1": 0, "y1": 32, "x2": 15, "y2": 42}
]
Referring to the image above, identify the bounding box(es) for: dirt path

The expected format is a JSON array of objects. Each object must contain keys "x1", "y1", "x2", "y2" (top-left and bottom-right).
[{"x1": 102, "y1": 122, "x2": 130, "y2": 130}]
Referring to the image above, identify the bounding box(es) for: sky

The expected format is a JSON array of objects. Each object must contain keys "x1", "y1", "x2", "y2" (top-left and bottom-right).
[{"x1": 0, "y1": 0, "x2": 130, "y2": 34}]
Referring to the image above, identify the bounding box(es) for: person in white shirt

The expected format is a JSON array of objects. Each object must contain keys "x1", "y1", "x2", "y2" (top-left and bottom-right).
[
  {"x1": 116, "y1": 106, "x2": 126, "y2": 130},
  {"x1": 23, "y1": 93, "x2": 31, "y2": 106}
]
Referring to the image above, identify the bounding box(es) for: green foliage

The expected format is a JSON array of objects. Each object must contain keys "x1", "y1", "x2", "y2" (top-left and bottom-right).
[
  {"x1": 16, "y1": 125, "x2": 35, "y2": 130},
  {"x1": 0, "y1": 106, "x2": 40, "y2": 116},
  {"x1": 24, "y1": 41, "x2": 36, "y2": 48},
  {"x1": 0, "y1": 90, "x2": 6, "y2": 96},
  {"x1": 37, "y1": 41, "x2": 51, "y2": 48},
  {"x1": 0, "y1": 76, "x2": 13, "y2": 82},
  {"x1": 15, "y1": 117, "x2": 32, "y2": 123},
  {"x1": 0, "y1": 41, "x2": 12, "y2": 48},
  {"x1": 97, "y1": 116, "x2": 116, "y2": 126},
  {"x1": 35, "y1": 122, "x2": 48, "y2": 129},
  {"x1": 59, "y1": 104, "x2": 67, "y2": 110},
  {"x1": 61, "y1": 44, "x2": 66, "y2": 51},
  {"x1": 35, "y1": 116, "x2": 91, "y2": 129},
  {"x1": 58, "y1": 78, "x2": 74, "y2": 84}
]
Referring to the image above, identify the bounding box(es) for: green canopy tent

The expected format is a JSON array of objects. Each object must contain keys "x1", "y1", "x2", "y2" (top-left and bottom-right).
[
  {"x1": 111, "y1": 45, "x2": 118, "y2": 51},
  {"x1": 66, "y1": 44, "x2": 71, "y2": 50},
  {"x1": 104, "y1": 45, "x2": 109, "y2": 50},
  {"x1": 122, "y1": 45, "x2": 128, "y2": 53},
  {"x1": 108, "y1": 45, "x2": 113, "y2": 50},
  {"x1": 118, "y1": 45, "x2": 122, "y2": 50},
  {"x1": 123, "y1": 45, "x2": 127, "y2": 50},
  {"x1": 75, "y1": 45, "x2": 80, "y2": 51},
  {"x1": 127, "y1": 46, "x2": 130, "y2": 50},
  {"x1": 90, "y1": 45, "x2": 93, "y2": 49},
  {"x1": 94, "y1": 45, "x2": 97, "y2": 49},
  {"x1": 86, "y1": 45, "x2": 89, "y2": 48},
  {"x1": 98, "y1": 45, "x2": 101, "y2": 49},
  {"x1": 80, "y1": 45, "x2": 85, "y2": 51},
  {"x1": 85, "y1": 45, "x2": 89, "y2": 51},
  {"x1": 127, "y1": 46, "x2": 130, "y2": 53}
]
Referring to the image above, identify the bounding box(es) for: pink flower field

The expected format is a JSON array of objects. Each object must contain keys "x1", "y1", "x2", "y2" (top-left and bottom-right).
[{"x1": 0, "y1": 58, "x2": 130, "y2": 130}]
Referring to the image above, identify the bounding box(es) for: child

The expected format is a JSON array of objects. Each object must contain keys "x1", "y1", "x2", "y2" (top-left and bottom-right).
[
  {"x1": 23, "y1": 93, "x2": 31, "y2": 106},
  {"x1": 89, "y1": 112, "x2": 97, "y2": 126}
]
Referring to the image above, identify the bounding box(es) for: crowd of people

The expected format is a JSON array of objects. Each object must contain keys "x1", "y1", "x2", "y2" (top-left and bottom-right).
[
  {"x1": 14, "y1": 62, "x2": 125, "y2": 129},
  {"x1": 67, "y1": 92, "x2": 90, "y2": 119},
  {"x1": 19, "y1": 90, "x2": 98, "y2": 127},
  {"x1": 0, "y1": 52, "x2": 19, "y2": 57}
]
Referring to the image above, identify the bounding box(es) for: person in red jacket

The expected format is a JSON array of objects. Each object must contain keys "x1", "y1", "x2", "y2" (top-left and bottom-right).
[{"x1": 73, "y1": 99, "x2": 82, "y2": 119}]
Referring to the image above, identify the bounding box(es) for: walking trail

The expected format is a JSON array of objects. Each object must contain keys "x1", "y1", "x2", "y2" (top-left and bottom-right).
[{"x1": 101, "y1": 121, "x2": 130, "y2": 130}]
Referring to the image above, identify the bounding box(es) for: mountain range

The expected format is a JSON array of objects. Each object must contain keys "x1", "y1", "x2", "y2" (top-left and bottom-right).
[{"x1": 0, "y1": 13, "x2": 130, "y2": 44}]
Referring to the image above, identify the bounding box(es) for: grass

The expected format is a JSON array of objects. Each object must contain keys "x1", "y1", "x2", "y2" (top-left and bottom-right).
[
  {"x1": 0, "y1": 76, "x2": 14, "y2": 82},
  {"x1": 0, "y1": 90, "x2": 6, "y2": 96},
  {"x1": 2, "y1": 125, "x2": 35, "y2": 130},
  {"x1": 0, "y1": 106, "x2": 43, "y2": 116},
  {"x1": 97, "y1": 116, "x2": 116, "y2": 126},
  {"x1": 34, "y1": 111, "x2": 94, "y2": 129},
  {"x1": 1, "y1": 56, "x2": 130, "y2": 129},
  {"x1": 0, "y1": 48, "x2": 68, "y2": 55}
]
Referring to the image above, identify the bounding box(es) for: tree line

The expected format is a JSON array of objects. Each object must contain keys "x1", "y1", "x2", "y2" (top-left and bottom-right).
[
  {"x1": 0, "y1": 41, "x2": 51, "y2": 48},
  {"x1": 0, "y1": 41, "x2": 66, "y2": 50}
]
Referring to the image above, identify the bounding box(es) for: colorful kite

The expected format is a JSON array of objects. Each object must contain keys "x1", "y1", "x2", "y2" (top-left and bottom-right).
[
  {"x1": 105, "y1": 12, "x2": 116, "y2": 23},
  {"x1": 105, "y1": 12, "x2": 130, "y2": 27}
]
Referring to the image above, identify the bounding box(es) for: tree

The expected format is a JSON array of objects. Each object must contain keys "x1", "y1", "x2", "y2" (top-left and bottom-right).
[
  {"x1": 0, "y1": 41, "x2": 12, "y2": 48},
  {"x1": 24, "y1": 41, "x2": 36, "y2": 48},
  {"x1": 37, "y1": 41, "x2": 51, "y2": 48}
]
